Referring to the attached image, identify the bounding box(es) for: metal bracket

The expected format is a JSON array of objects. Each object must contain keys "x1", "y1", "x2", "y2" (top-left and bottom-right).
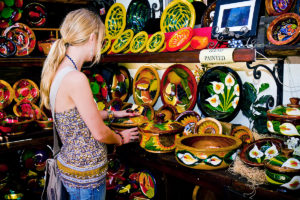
[
  {"x1": 151, "y1": 0, "x2": 163, "y2": 18},
  {"x1": 246, "y1": 59, "x2": 284, "y2": 106}
]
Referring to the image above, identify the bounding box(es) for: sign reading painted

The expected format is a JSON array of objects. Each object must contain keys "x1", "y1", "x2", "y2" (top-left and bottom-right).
[{"x1": 199, "y1": 48, "x2": 235, "y2": 64}]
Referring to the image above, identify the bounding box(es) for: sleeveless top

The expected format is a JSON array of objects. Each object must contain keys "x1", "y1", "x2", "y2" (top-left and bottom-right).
[{"x1": 49, "y1": 66, "x2": 107, "y2": 189}]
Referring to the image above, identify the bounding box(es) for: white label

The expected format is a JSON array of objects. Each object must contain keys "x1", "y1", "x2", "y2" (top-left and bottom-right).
[{"x1": 199, "y1": 48, "x2": 235, "y2": 64}]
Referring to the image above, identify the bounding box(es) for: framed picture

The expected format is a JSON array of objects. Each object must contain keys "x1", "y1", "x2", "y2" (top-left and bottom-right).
[{"x1": 212, "y1": 0, "x2": 261, "y2": 39}]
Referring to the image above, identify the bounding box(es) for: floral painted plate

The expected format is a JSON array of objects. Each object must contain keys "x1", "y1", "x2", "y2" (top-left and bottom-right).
[
  {"x1": 2, "y1": 23, "x2": 36, "y2": 56},
  {"x1": 160, "y1": 0, "x2": 195, "y2": 33},
  {"x1": 105, "y1": 3, "x2": 126, "y2": 40},
  {"x1": 13, "y1": 79, "x2": 39, "y2": 103},
  {"x1": 194, "y1": 117, "x2": 222, "y2": 135},
  {"x1": 110, "y1": 66, "x2": 132, "y2": 102},
  {"x1": 161, "y1": 64, "x2": 197, "y2": 113},
  {"x1": 231, "y1": 125, "x2": 254, "y2": 144},
  {"x1": 129, "y1": 31, "x2": 148, "y2": 53},
  {"x1": 111, "y1": 29, "x2": 134, "y2": 53},
  {"x1": 139, "y1": 171, "x2": 156, "y2": 199},
  {"x1": 175, "y1": 111, "x2": 201, "y2": 136},
  {"x1": 146, "y1": 31, "x2": 165, "y2": 52},
  {"x1": 0, "y1": 37, "x2": 17, "y2": 57},
  {"x1": 0, "y1": 80, "x2": 14, "y2": 109},
  {"x1": 126, "y1": 0, "x2": 151, "y2": 34},
  {"x1": 197, "y1": 66, "x2": 242, "y2": 122},
  {"x1": 133, "y1": 65, "x2": 160, "y2": 106},
  {"x1": 23, "y1": 2, "x2": 47, "y2": 27},
  {"x1": 267, "y1": 13, "x2": 300, "y2": 45},
  {"x1": 266, "y1": 0, "x2": 295, "y2": 16},
  {"x1": 166, "y1": 27, "x2": 193, "y2": 52},
  {"x1": 13, "y1": 101, "x2": 43, "y2": 119},
  {"x1": 101, "y1": 37, "x2": 111, "y2": 54}
]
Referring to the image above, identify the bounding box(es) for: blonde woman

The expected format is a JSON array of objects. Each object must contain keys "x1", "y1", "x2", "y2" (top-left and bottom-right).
[{"x1": 40, "y1": 8, "x2": 139, "y2": 199}]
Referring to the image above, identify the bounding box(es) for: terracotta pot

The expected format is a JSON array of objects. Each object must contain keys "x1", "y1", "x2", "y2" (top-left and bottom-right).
[
  {"x1": 267, "y1": 97, "x2": 300, "y2": 137},
  {"x1": 175, "y1": 134, "x2": 242, "y2": 170},
  {"x1": 0, "y1": 116, "x2": 33, "y2": 135}
]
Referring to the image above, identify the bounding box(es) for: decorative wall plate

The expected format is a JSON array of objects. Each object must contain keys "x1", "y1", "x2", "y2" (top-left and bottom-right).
[
  {"x1": 101, "y1": 37, "x2": 111, "y2": 54},
  {"x1": 139, "y1": 171, "x2": 156, "y2": 199},
  {"x1": 107, "y1": 98, "x2": 123, "y2": 111},
  {"x1": 83, "y1": 70, "x2": 108, "y2": 103},
  {"x1": 167, "y1": 27, "x2": 193, "y2": 52},
  {"x1": 197, "y1": 66, "x2": 242, "y2": 122},
  {"x1": 111, "y1": 29, "x2": 134, "y2": 53},
  {"x1": 146, "y1": 31, "x2": 165, "y2": 52},
  {"x1": 161, "y1": 64, "x2": 197, "y2": 113},
  {"x1": 231, "y1": 125, "x2": 254, "y2": 144},
  {"x1": 133, "y1": 65, "x2": 160, "y2": 106},
  {"x1": 160, "y1": 0, "x2": 195, "y2": 33},
  {"x1": 2, "y1": 23, "x2": 36, "y2": 56},
  {"x1": 0, "y1": 80, "x2": 14, "y2": 109},
  {"x1": 13, "y1": 102, "x2": 42, "y2": 119},
  {"x1": 129, "y1": 31, "x2": 148, "y2": 53},
  {"x1": 105, "y1": 3, "x2": 126, "y2": 40},
  {"x1": 157, "y1": 104, "x2": 178, "y2": 121},
  {"x1": 0, "y1": 37, "x2": 16, "y2": 57},
  {"x1": 126, "y1": 0, "x2": 151, "y2": 34},
  {"x1": 265, "y1": 0, "x2": 295, "y2": 16},
  {"x1": 13, "y1": 79, "x2": 39, "y2": 103},
  {"x1": 23, "y1": 3, "x2": 47, "y2": 27},
  {"x1": 267, "y1": 13, "x2": 300, "y2": 45},
  {"x1": 194, "y1": 117, "x2": 222, "y2": 135},
  {"x1": 175, "y1": 111, "x2": 201, "y2": 136},
  {"x1": 201, "y1": 1, "x2": 216, "y2": 27},
  {"x1": 111, "y1": 66, "x2": 132, "y2": 102}
]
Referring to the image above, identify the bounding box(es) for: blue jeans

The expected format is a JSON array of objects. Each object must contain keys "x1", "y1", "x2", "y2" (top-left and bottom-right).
[{"x1": 63, "y1": 183, "x2": 106, "y2": 200}]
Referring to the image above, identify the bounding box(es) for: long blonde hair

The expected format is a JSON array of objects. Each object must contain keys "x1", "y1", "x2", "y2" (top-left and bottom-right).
[{"x1": 40, "y1": 8, "x2": 105, "y2": 110}]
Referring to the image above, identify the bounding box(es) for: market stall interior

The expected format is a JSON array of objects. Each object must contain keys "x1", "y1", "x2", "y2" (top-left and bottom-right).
[{"x1": 0, "y1": 0, "x2": 300, "y2": 199}]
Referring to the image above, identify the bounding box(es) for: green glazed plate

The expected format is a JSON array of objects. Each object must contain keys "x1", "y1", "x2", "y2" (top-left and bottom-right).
[
  {"x1": 111, "y1": 29, "x2": 134, "y2": 53},
  {"x1": 129, "y1": 31, "x2": 148, "y2": 53},
  {"x1": 105, "y1": 3, "x2": 126, "y2": 40},
  {"x1": 146, "y1": 31, "x2": 165, "y2": 52}
]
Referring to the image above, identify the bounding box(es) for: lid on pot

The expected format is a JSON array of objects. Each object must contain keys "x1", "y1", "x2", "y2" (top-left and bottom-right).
[
  {"x1": 138, "y1": 113, "x2": 184, "y2": 134},
  {"x1": 268, "y1": 98, "x2": 300, "y2": 117}
]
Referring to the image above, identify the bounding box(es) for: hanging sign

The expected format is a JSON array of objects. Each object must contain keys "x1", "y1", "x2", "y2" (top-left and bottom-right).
[{"x1": 199, "y1": 48, "x2": 235, "y2": 64}]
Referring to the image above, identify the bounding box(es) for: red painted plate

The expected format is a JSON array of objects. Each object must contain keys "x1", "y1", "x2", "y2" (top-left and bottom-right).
[
  {"x1": 0, "y1": 36, "x2": 17, "y2": 57},
  {"x1": 13, "y1": 101, "x2": 43, "y2": 119},
  {"x1": 0, "y1": 80, "x2": 14, "y2": 109},
  {"x1": 166, "y1": 27, "x2": 193, "y2": 52},
  {"x1": 23, "y1": 2, "x2": 47, "y2": 27},
  {"x1": 2, "y1": 23, "x2": 36, "y2": 56},
  {"x1": 13, "y1": 79, "x2": 39, "y2": 103},
  {"x1": 160, "y1": 64, "x2": 197, "y2": 113},
  {"x1": 110, "y1": 66, "x2": 132, "y2": 102},
  {"x1": 139, "y1": 171, "x2": 156, "y2": 199}
]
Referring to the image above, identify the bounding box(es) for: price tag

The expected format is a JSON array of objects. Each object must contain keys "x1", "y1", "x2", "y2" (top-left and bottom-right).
[{"x1": 199, "y1": 48, "x2": 235, "y2": 64}]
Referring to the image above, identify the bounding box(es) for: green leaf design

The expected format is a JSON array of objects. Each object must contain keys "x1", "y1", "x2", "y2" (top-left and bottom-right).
[
  {"x1": 272, "y1": 121, "x2": 281, "y2": 133},
  {"x1": 296, "y1": 125, "x2": 300, "y2": 133},
  {"x1": 181, "y1": 79, "x2": 191, "y2": 99},
  {"x1": 145, "y1": 137, "x2": 160, "y2": 151},
  {"x1": 207, "y1": 85, "x2": 214, "y2": 95},
  {"x1": 253, "y1": 115, "x2": 268, "y2": 134},
  {"x1": 173, "y1": 68, "x2": 188, "y2": 79},
  {"x1": 259, "y1": 83, "x2": 269, "y2": 93}
]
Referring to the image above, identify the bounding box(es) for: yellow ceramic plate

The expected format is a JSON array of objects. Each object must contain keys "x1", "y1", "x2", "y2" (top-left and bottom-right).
[
  {"x1": 105, "y1": 3, "x2": 127, "y2": 40},
  {"x1": 129, "y1": 31, "x2": 148, "y2": 53},
  {"x1": 111, "y1": 29, "x2": 134, "y2": 53},
  {"x1": 13, "y1": 79, "x2": 39, "y2": 103},
  {"x1": 146, "y1": 31, "x2": 165, "y2": 52},
  {"x1": 101, "y1": 37, "x2": 111, "y2": 54},
  {"x1": 160, "y1": 0, "x2": 195, "y2": 33},
  {"x1": 0, "y1": 80, "x2": 14, "y2": 109}
]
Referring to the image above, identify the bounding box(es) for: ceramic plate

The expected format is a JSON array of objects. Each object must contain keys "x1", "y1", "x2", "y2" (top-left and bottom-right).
[
  {"x1": 194, "y1": 117, "x2": 222, "y2": 135},
  {"x1": 133, "y1": 65, "x2": 160, "y2": 106},
  {"x1": 139, "y1": 171, "x2": 156, "y2": 199},
  {"x1": 105, "y1": 3, "x2": 126, "y2": 40},
  {"x1": 101, "y1": 37, "x2": 111, "y2": 54},
  {"x1": 13, "y1": 79, "x2": 39, "y2": 103},
  {"x1": 175, "y1": 111, "x2": 201, "y2": 136},
  {"x1": 161, "y1": 64, "x2": 197, "y2": 113},
  {"x1": 267, "y1": 13, "x2": 300, "y2": 45},
  {"x1": 2, "y1": 23, "x2": 36, "y2": 56},
  {"x1": 266, "y1": 0, "x2": 295, "y2": 16},
  {"x1": 201, "y1": 1, "x2": 216, "y2": 27},
  {"x1": 111, "y1": 29, "x2": 134, "y2": 53},
  {"x1": 146, "y1": 31, "x2": 165, "y2": 52},
  {"x1": 231, "y1": 125, "x2": 254, "y2": 144},
  {"x1": 0, "y1": 36, "x2": 17, "y2": 57},
  {"x1": 197, "y1": 66, "x2": 242, "y2": 122},
  {"x1": 129, "y1": 31, "x2": 148, "y2": 53},
  {"x1": 126, "y1": 0, "x2": 151, "y2": 34},
  {"x1": 160, "y1": 0, "x2": 195, "y2": 33},
  {"x1": 157, "y1": 104, "x2": 178, "y2": 121},
  {"x1": 23, "y1": 2, "x2": 47, "y2": 27},
  {"x1": 166, "y1": 27, "x2": 193, "y2": 52},
  {"x1": 0, "y1": 80, "x2": 14, "y2": 109},
  {"x1": 13, "y1": 102, "x2": 42, "y2": 119},
  {"x1": 111, "y1": 66, "x2": 132, "y2": 102}
]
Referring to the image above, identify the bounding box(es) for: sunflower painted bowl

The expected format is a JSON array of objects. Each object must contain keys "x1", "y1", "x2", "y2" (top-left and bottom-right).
[
  {"x1": 267, "y1": 97, "x2": 300, "y2": 137},
  {"x1": 264, "y1": 149, "x2": 300, "y2": 190},
  {"x1": 0, "y1": 116, "x2": 33, "y2": 135},
  {"x1": 138, "y1": 113, "x2": 184, "y2": 153},
  {"x1": 175, "y1": 134, "x2": 242, "y2": 170}
]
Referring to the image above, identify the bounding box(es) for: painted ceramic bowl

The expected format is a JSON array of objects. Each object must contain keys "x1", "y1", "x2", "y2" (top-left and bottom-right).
[
  {"x1": 36, "y1": 117, "x2": 53, "y2": 130},
  {"x1": 175, "y1": 111, "x2": 201, "y2": 136},
  {"x1": 267, "y1": 97, "x2": 300, "y2": 137},
  {"x1": 146, "y1": 31, "x2": 165, "y2": 53},
  {"x1": 240, "y1": 138, "x2": 284, "y2": 167},
  {"x1": 13, "y1": 101, "x2": 43, "y2": 119},
  {"x1": 0, "y1": 116, "x2": 33, "y2": 135},
  {"x1": 231, "y1": 125, "x2": 254, "y2": 144},
  {"x1": 38, "y1": 33, "x2": 56, "y2": 55},
  {"x1": 166, "y1": 27, "x2": 194, "y2": 52},
  {"x1": 265, "y1": 0, "x2": 295, "y2": 16},
  {"x1": 13, "y1": 79, "x2": 39, "y2": 103},
  {"x1": 23, "y1": 2, "x2": 47, "y2": 27},
  {"x1": 129, "y1": 31, "x2": 148, "y2": 53},
  {"x1": 101, "y1": 37, "x2": 111, "y2": 54},
  {"x1": 138, "y1": 113, "x2": 184, "y2": 153},
  {"x1": 111, "y1": 29, "x2": 134, "y2": 53},
  {"x1": 175, "y1": 134, "x2": 242, "y2": 170},
  {"x1": 0, "y1": 80, "x2": 14, "y2": 109},
  {"x1": 157, "y1": 104, "x2": 178, "y2": 121},
  {"x1": 110, "y1": 66, "x2": 132, "y2": 101},
  {"x1": 105, "y1": 3, "x2": 126, "y2": 40},
  {"x1": 264, "y1": 149, "x2": 300, "y2": 190},
  {"x1": 0, "y1": 36, "x2": 17, "y2": 57},
  {"x1": 194, "y1": 117, "x2": 222, "y2": 135}
]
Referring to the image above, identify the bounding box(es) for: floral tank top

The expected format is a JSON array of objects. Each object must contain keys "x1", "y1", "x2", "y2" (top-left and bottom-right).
[{"x1": 55, "y1": 106, "x2": 107, "y2": 189}]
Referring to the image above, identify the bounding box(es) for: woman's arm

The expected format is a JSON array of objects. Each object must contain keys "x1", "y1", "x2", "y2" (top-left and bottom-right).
[{"x1": 99, "y1": 110, "x2": 140, "y2": 120}]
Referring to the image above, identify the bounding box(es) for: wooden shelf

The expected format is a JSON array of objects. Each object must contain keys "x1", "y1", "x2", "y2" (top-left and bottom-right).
[
  {"x1": 0, "y1": 57, "x2": 45, "y2": 68},
  {"x1": 265, "y1": 44, "x2": 300, "y2": 57},
  {"x1": 36, "y1": 0, "x2": 87, "y2": 4}
]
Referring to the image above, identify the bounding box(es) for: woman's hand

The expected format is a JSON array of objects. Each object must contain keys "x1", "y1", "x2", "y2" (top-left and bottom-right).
[
  {"x1": 113, "y1": 109, "x2": 140, "y2": 118},
  {"x1": 119, "y1": 127, "x2": 139, "y2": 144}
]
